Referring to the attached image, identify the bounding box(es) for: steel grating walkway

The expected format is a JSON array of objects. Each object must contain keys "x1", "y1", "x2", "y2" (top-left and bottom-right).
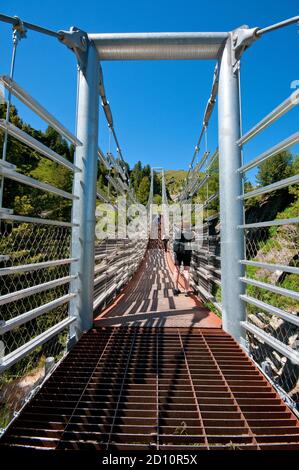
[{"x1": 1, "y1": 326, "x2": 299, "y2": 451}]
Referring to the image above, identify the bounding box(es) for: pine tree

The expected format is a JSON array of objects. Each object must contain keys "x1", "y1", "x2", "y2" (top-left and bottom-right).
[
  {"x1": 137, "y1": 176, "x2": 150, "y2": 205},
  {"x1": 256, "y1": 151, "x2": 292, "y2": 187}
]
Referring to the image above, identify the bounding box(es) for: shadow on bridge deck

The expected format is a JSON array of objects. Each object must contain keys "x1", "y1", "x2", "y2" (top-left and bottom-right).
[
  {"x1": 2, "y1": 245, "x2": 299, "y2": 453},
  {"x1": 94, "y1": 244, "x2": 221, "y2": 328}
]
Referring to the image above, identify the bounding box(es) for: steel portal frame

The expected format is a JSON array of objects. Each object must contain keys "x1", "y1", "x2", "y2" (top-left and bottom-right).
[{"x1": 68, "y1": 27, "x2": 253, "y2": 343}]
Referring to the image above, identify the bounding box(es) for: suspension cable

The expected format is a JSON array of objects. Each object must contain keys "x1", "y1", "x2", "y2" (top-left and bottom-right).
[
  {"x1": 204, "y1": 126, "x2": 208, "y2": 154},
  {"x1": 0, "y1": 27, "x2": 24, "y2": 206},
  {"x1": 256, "y1": 15, "x2": 299, "y2": 36},
  {"x1": 0, "y1": 13, "x2": 61, "y2": 39},
  {"x1": 99, "y1": 64, "x2": 131, "y2": 185},
  {"x1": 2, "y1": 30, "x2": 19, "y2": 161},
  {"x1": 180, "y1": 63, "x2": 219, "y2": 201}
]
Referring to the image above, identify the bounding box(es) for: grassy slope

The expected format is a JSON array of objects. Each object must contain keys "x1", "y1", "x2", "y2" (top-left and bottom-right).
[{"x1": 162, "y1": 170, "x2": 188, "y2": 199}]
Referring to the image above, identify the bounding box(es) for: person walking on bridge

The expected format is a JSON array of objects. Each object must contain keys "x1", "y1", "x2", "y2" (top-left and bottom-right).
[{"x1": 172, "y1": 222, "x2": 194, "y2": 296}]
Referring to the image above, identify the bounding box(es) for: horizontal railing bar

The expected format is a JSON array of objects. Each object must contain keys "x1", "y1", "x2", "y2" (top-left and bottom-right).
[
  {"x1": 203, "y1": 191, "x2": 219, "y2": 207},
  {"x1": 0, "y1": 76, "x2": 82, "y2": 146},
  {"x1": 193, "y1": 266, "x2": 221, "y2": 285},
  {"x1": 98, "y1": 148, "x2": 111, "y2": 170},
  {"x1": 0, "y1": 258, "x2": 78, "y2": 276},
  {"x1": 193, "y1": 249, "x2": 221, "y2": 261},
  {"x1": 94, "y1": 267, "x2": 107, "y2": 280},
  {"x1": 93, "y1": 282, "x2": 118, "y2": 310},
  {"x1": 94, "y1": 262, "x2": 125, "y2": 286},
  {"x1": 238, "y1": 217, "x2": 299, "y2": 229},
  {"x1": 241, "y1": 321, "x2": 299, "y2": 365},
  {"x1": 107, "y1": 153, "x2": 126, "y2": 179},
  {"x1": 238, "y1": 89, "x2": 299, "y2": 146},
  {"x1": 0, "y1": 293, "x2": 77, "y2": 334},
  {"x1": 0, "y1": 159, "x2": 16, "y2": 170},
  {"x1": 191, "y1": 281, "x2": 215, "y2": 301},
  {"x1": 240, "y1": 294, "x2": 299, "y2": 327},
  {"x1": 94, "y1": 253, "x2": 107, "y2": 261},
  {"x1": 194, "y1": 221, "x2": 210, "y2": 230},
  {"x1": 190, "y1": 174, "x2": 210, "y2": 196},
  {"x1": 238, "y1": 132, "x2": 299, "y2": 173},
  {"x1": 239, "y1": 173, "x2": 299, "y2": 200},
  {"x1": 240, "y1": 276, "x2": 299, "y2": 300},
  {"x1": 0, "y1": 317, "x2": 75, "y2": 373},
  {"x1": 0, "y1": 208, "x2": 13, "y2": 215},
  {"x1": 205, "y1": 148, "x2": 219, "y2": 171},
  {"x1": 0, "y1": 120, "x2": 80, "y2": 172},
  {"x1": 193, "y1": 150, "x2": 210, "y2": 175},
  {"x1": 0, "y1": 166, "x2": 77, "y2": 200},
  {"x1": 240, "y1": 259, "x2": 299, "y2": 275},
  {"x1": 206, "y1": 213, "x2": 219, "y2": 222},
  {"x1": 96, "y1": 190, "x2": 111, "y2": 204},
  {"x1": 206, "y1": 264, "x2": 221, "y2": 274},
  {"x1": 0, "y1": 212, "x2": 76, "y2": 227},
  {"x1": 94, "y1": 270, "x2": 133, "y2": 308},
  {"x1": 0, "y1": 275, "x2": 77, "y2": 305}
]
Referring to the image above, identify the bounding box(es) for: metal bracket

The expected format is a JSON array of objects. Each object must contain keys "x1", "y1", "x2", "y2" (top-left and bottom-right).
[
  {"x1": 232, "y1": 26, "x2": 260, "y2": 59},
  {"x1": 12, "y1": 16, "x2": 27, "y2": 40},
  {"x1": 58, "y1": 26, "x2": 89, "y2": 68}
]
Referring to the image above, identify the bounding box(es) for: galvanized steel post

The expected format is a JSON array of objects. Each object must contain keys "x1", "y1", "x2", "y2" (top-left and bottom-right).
[
  {"x1": 69, "y1": 41, "x2": 99, "y2": 341},
  {"x1": 218, "y1": 33, "x2": 246, "y2": 343}
]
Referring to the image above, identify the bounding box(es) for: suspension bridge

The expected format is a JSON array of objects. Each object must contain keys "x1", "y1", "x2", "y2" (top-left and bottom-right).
[{"x1": 0, "y1": 12, "x2": 299, "y2": 452}]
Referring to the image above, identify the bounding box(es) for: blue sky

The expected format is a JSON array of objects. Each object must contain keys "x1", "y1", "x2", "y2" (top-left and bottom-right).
[{"x1": 0, "y1": 0, "x2": 298, "y2": 177}]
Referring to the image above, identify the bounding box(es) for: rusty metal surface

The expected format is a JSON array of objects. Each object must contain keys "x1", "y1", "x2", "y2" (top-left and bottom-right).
[
  {"x1": 95, "y1": 246, "x2": 221, "y2": 329},
  {"x1": 1, "y1": 327, "x2": 299, "y2": 451}
]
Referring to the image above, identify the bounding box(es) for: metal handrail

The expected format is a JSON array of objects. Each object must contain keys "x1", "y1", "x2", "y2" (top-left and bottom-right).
[
  {"x1": 239, "y1": 132, "x2": 299, "y2": 173},
  {"x1": 240, "y1": 294, "x2": 299, "y2": 327},
  {"x1": 0, "y1": 120, "x2": 80, "y2": 171},
  {"x1": 0, "y1": 165, "x2": 77, "y2": 200},
  {"x1": 0, "y1": 76, "x2": 82, "y2": 146},
  {"x1": 240, "y1": 259, "x2": 299, "y2": 276},
  {"x1": 239, "y1": 173, "x2": 299, "y2": 200},
  {"x1": 241, "y1": 321, "x2": 299, "y2": 365},
  {"x1": 0, "y1": 293, "x2": 77, "y2": 334},
  {"x1": 238, "y1": 90, "x2": 299, "y2": 146},
  {"x1": 240, "y1": 276, "x2": 299, "y2": 301},
  {"x1": 0, "y1": 317, "x2": 76, "y2": 373}
]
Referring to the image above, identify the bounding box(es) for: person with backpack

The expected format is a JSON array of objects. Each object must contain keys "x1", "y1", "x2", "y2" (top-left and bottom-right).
[{"x1": 172, "y1": 221, "x2": 194, "y2": 296}]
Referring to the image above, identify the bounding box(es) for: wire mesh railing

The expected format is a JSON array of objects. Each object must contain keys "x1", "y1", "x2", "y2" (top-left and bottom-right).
[
  {"x1": 238, "y1": 87, "x2": 299, "y2": 409},
  {"x1": 0, "y1": 29, "x2": 80, "y2": 431},
  {"x1": 93, "y1": 237, "x2": 148, "y2": 314},
  {"x1": 189, "y1": 150, "x2": 221, "y2": 314}
]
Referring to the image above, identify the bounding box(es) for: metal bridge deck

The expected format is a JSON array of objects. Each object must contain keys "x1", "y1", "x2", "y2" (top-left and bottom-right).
[
  {"x1": 95, "y1": 244, "x2": 221, "y2": 328},
  {"x1": 1, "y1": 327, "x2": 299, "y2": 451},
  {"x1": 1, "y1": 245, "x2": 299, "y2": 451}
]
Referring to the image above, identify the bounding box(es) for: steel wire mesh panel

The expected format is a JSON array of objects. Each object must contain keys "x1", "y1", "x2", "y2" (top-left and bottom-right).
[
  {"x1": 243, "y1": 196, "x2": 299, "y2": 407},
  {"x1": 0, "y1": 331, "x2": 68, "y2": 432},
  {"x1": 0, "y1": 113, "x2": 74, "y2": 432},
  {"x1": 0, "y1": 220, "x2": 72, "y2": 432},
  {"x1": 188, "y1": 154, "x2": 221, "y2": 312},
  {"x1": 93, "y1": 237, "x2": 148, "y2": 314}
]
